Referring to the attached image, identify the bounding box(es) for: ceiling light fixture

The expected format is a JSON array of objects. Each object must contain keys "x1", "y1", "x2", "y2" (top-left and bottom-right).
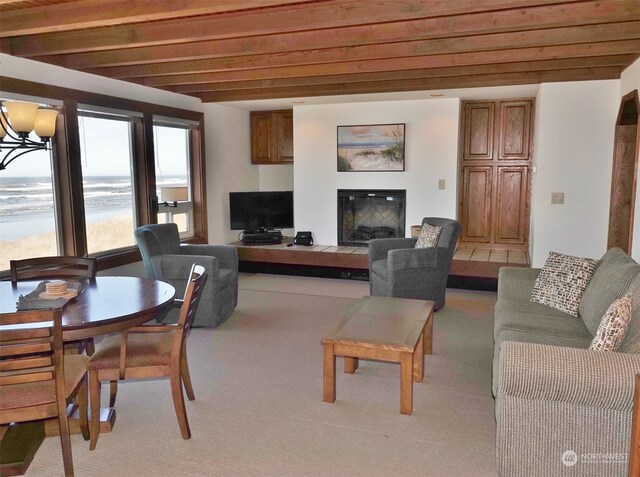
[{"x1": 0, "y1": 100, "x2": 59, "y2": 171}]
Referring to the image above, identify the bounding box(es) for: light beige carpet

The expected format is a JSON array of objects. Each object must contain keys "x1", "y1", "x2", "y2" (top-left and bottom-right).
[{"x1": 28, "y1": 274, "x2": 498, "y2": 476}]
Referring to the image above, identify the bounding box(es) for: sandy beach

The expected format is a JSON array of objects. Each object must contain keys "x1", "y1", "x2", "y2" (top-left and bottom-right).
[{"x1": 338, "y1": 146, "x2": 404, "y2": 171}]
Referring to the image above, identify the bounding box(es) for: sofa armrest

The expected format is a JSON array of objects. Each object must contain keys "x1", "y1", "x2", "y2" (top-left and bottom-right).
[
  {"x1": 181, "y1": 244, "x2": 238, "y2": 270},
  {"x1": 499, "y1": 341, "x2": 640, "y2": 412},
  {"x1": 497, "y1": 267, "x2": 541, "y2": 301},
  {"x1": 388, "y1": 246, "x2": 447, "y2": 271},
  {"x1": 369, "y1": 238, "x2": 417, "y2": 264}
]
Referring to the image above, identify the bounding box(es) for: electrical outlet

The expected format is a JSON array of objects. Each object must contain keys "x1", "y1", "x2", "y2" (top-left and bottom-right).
[
  {"x1": 551, "y1": 192, "x2": 564, "y2": 204},
  {"x1": 438, "y1": 179, "x2": 445, "y2": 190}
]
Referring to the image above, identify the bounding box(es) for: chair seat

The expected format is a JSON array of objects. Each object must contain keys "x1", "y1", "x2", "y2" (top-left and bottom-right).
[
  {"x1": 0, "y1": 354, "x2": 88, "y2": 411},
  {"x1": 88, "y1": 332, "x2": 174, "y2": 371}
]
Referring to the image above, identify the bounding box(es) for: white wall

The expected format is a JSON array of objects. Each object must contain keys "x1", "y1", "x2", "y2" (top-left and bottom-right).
[
  {"x1": 530, "y1": 80, "x2": 619, "y2": 266},
  {"x1": 202, "y1": 104, "x2": 259, "y2": 243},
  {"x1": 620, "y1": 58, "x2": 640, "y2": 262},
  {"x1": 294, "y1": 98, "x2": 460, "y2": 245}
]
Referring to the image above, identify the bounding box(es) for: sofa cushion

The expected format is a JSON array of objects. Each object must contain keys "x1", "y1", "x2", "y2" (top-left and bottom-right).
[
  {"x1": 579, "y1": 247, "x2": 640, "y2": 335},
  {"x1": 530, "y1": 251, "x2": 599, "y2": 317},
  {"x1": 415, "y1": 223, "x2": 442, "y2": 248},
  {"x1": 494, "y1": 298, "x2": 587, "y2": 340},
  {"x1": 590, "y1": 294, "x2": 633, "y2": 351}
]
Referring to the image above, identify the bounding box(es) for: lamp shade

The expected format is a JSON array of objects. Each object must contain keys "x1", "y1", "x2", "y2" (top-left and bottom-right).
[
  {"x1": 0, "y1": 114, "x2": 7, "y2": 139},
  {"x1": 34, "y1": 108, "x2": 59, "y2": 138},
  {"x1": 161, "y1": 186, "x2": 188, "y2": 202},
  {"x1": 3, "y1": 101, "x2": 39, "y2": 133}
]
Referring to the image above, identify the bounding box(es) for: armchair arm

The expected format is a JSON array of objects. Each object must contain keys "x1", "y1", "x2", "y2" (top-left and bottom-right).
[
  {"x1": 499, "y1": 341, "x2": 640, "y2": 412},
  {"x1": 181, "y1": 244, "x2": 238, "y2": 270},
  {"x1": 151, "y1": 254, "x2": 220, "y2": 284},
  {"x1": 369, "y1": 238, "x2": 417, "y2": 264},
  {"x1": 387, "y1": 246, "x2": 447, "y2": 271},
  {"x1": 497, "y1": 267, "x2": 541, "y2": 301}
]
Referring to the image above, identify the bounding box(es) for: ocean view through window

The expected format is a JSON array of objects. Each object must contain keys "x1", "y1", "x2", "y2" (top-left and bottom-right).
[{"x1": 0, "y1": 133, "x2": 58, "y2": 271}]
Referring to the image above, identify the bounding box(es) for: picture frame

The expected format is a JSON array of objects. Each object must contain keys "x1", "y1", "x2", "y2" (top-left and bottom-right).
[{"x1": 337, "y1": 123, "x2": 405, "y2": 172}]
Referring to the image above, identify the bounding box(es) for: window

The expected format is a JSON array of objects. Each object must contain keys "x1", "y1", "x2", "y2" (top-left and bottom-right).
[
  {"x1": 154, "y1": 122, "x2": 193, "y2": 236},
  {"x1": 78, "y1": 111, "x2": 138, "y2": 254},
  {"x1": 0, "y1": 131, "x2": 58, "y2": 271},
  {"x1": 0, "y1": 79, "x2": 206, "y2": 275}
]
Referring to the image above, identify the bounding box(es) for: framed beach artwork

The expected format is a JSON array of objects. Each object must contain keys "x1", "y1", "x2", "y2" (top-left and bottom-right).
[{"x1": 337, "y1": 123, "x2": 405, "y2": 172}]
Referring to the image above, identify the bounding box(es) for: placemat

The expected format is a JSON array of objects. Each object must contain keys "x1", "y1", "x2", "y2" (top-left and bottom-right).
[{"x1": 16, "y1": 279, "x2": 88, "y2": 311}]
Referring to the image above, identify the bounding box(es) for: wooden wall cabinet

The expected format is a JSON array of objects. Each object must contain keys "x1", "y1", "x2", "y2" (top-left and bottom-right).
[
  {"x1": 250, "y1": 110, "x2": 293, "y2": 164},
  {"x1": 459, "y1": 99, "x2": 534, "y2": 248}
]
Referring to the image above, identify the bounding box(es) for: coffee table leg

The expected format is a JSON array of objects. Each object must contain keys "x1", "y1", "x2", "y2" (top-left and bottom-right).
[
  {"x1": 413, "y1": 330, "x2": 424, "y2": 383},
  {"x1": 424, "y1": 310, "x2": 433, "y2": 355},
  {"x1": 323, "y1": 343, "x2": 336, "y2": 403},
  {"x1": 344, "y1": 357, "x2": 359, "y2": 374},
  {"x1": 400, "y1": 353, "x2": 413, "y2": 415}
]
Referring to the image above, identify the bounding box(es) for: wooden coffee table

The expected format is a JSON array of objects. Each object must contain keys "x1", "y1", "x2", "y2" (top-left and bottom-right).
[{"x1": 322, "y1": 296, "x2": 434, "y2": 415}]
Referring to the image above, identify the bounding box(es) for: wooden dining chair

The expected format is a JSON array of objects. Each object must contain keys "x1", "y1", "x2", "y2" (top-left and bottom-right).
[
  {"x1": 10, "y1": 256, "x2": 97, "y2": 283},
  {"x1": 87, "y1": 264, "x2": 207, "y2": 450},
  {"x1": 0, "y1": 309, "x2": 89, "y2": 477},
  {"x1": 10, "y1": 256, "x2": 98, "y2": 355}
]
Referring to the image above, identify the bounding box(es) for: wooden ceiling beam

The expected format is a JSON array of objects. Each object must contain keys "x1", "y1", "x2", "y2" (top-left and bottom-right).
[
  {"x1": 195, "y1": 66, "x2": 623, "y2": 101},
  {"x1": 84, "y1": 25, "x2": 640, "y2": 80},
  {"x1": 0, "y1": 0, "x2": 323, "y2": 38},
  {"x1": 136, "y1": 41, "x2": 640, "y2": 88},
  {"x1": 29, "y1": 0, "x2": 640, "y2": 69},
  {"x1": 165, "y1": 56, "x2": 638, "y2": 94},
  {"x1": 1, "y1": 0, "x2": 572, "y2": 56}
]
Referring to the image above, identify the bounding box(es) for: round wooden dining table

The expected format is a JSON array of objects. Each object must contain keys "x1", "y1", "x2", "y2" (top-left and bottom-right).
[
  {"x1": 0, "y1": 276, "x2": 176, "y2": 476},
  {"x1": 0, "y1": 276, "x2": 176, "y2": 339}
]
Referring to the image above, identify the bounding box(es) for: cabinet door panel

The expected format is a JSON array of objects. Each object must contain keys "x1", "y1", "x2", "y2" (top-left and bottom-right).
[
  {"x1": 461, "y1": 166, "x2": 492, "y2": 243},
  {"x1": 463, "y1": 102, "x2": 494, "y2": 160},
  {"x1": 251, "y1": 112, "x2": 272, "y2": 164},
  {"x1": 495, "y1": 166, "x2": 529, "y2": 244},
  {"x1": 498, "y1": 101, "x2": 531, "y2": 160},
  {"x1": 276, "y1": 112, "x2": 293, "y2": 163}
]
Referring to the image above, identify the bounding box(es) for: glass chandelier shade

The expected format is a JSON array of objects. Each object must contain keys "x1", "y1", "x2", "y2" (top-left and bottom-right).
[{"x1": 0, "y1": 100, "x2": 60, "y2": 171}]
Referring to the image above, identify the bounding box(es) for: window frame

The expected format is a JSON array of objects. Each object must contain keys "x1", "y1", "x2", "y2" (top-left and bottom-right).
[{"x1": 0, "y1": 77, "x2": 207, "y2": 274}]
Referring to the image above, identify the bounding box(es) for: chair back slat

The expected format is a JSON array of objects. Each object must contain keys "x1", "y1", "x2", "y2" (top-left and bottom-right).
[
  {"x1": 1, "y1": 370, "x2": 54, "y2": 385},
  {"x1": 10, "y1": 256, "x2": 97, "y2": 283},
  {"x1": 0, "y1": 309, "x2": 62, "y2": 390},
  {"x1": 0, "y1": 342, "x2": 52, "y2": 357},
  {"x1": 178, "y1": 264, "x2": 207, "y2": 337}
]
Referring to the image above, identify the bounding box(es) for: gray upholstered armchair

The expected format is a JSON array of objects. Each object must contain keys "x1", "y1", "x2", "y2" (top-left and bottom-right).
[
  {"x1": 368, "y1": 217, "x2": 461, "y2": 310},
  {"x1": 134, "y1": 223, "x2": 238, "y2": 327}
]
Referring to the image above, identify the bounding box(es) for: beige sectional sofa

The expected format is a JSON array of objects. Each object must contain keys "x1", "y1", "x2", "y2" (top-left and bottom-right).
[{"x1": 494, "y1": 247, "x2": 640, "y2": 477}]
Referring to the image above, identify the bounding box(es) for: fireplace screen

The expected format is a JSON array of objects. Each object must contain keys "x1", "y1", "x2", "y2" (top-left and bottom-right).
[{"x1": 337, "y1": 189, "x2": 406, "y2": 246}]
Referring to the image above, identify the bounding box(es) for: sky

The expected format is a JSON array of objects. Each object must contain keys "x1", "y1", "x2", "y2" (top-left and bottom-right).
[{"x1": 1, "y1": 118, "x2": 188, "y2": 178}]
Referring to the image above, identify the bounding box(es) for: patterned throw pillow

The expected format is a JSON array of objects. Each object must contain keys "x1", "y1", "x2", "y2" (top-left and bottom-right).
[
  {"x1": 530, "y1": 251, "x2": 599, "y2": 316},
  {"x1": 590, "y1": 294, "x2": 633, "y2": 351},
  {"x1": 415, "y1": 223, "x2": 442, "y2": 249}
]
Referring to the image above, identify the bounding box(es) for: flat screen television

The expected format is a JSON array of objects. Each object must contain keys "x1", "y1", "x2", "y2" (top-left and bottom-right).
[{"x1": 229, "y1": 191, "x2": 294, "y2": 232}]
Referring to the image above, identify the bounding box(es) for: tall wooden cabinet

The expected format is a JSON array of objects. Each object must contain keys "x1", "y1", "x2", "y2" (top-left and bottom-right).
[
  {"x1": 250, "y1": 110, "x2": 293, "y2": 164},
  {"x1": 459, "y1": 99, "x2": 534, "y2": 249}
]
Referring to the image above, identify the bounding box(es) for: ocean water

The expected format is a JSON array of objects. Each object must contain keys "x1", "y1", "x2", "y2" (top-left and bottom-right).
[{"x1": 0, "y1": 175, "x2": 187, "y2": 241}]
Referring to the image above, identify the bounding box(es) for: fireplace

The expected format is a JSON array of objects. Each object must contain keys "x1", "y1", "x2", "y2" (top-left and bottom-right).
[{"x1": 337, "y1": 189, "x2": 406, "y2": 246}]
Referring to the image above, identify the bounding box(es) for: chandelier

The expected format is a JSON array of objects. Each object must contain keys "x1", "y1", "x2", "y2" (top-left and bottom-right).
[{"x1": 0, "y1": 100, "x2": 59, "y2": 171}]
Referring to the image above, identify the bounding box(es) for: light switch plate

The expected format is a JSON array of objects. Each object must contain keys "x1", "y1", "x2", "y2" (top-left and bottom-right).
[
  {"x1": 438, "y1": 179, "x2": 445, "y2": 190},
  {"x1": 551, "y1": 192, "x2": 564, "y2": 204}
]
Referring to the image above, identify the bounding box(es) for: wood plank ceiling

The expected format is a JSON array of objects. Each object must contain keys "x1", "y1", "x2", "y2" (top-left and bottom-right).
[{"x1": 1, "y1": 0, "x2": 639, "y2": 103}]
